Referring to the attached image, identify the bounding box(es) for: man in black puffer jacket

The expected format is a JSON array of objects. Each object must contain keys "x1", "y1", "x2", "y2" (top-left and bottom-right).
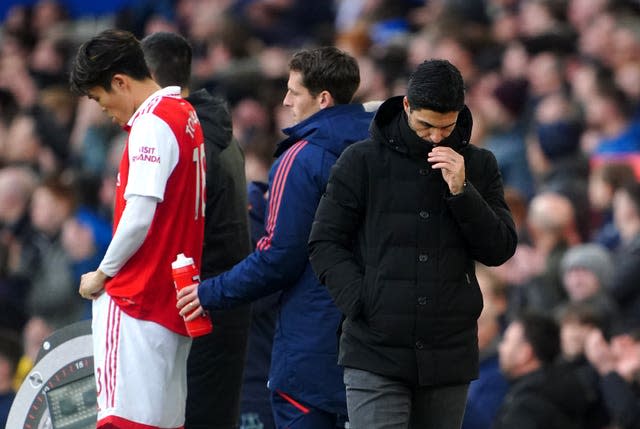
[
  {"x1": 142, "y1": 32, "x2": 252, "y2": 429},
  {"x1": 309, "y1": 59, "x2": 517, "y2": 429}
]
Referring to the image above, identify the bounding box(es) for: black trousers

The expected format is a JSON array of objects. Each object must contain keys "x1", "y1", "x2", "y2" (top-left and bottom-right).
[{"x1": 185, "y1": 303, "x2": 252, "y2": 429}]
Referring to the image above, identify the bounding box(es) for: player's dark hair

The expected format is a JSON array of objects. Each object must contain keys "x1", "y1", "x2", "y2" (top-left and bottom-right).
[
  {"x1": 141, "y1": 31, "x2": 192, "y2": 89},
  {"x1": 70, "y1": 29, "x2": 151, "y2": 96}
]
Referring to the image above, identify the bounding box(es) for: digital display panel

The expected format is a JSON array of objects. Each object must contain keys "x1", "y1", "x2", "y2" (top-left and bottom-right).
[{"x1": 45, "y1": 375, "x2": 97, "y2": 429}]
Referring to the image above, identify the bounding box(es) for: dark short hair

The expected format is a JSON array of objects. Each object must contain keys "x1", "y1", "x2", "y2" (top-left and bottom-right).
[
  {"x1": 407, "y1": 59, "x2": 465, "y2": 113},
  {"x1": 288, "y1": 46, "x2": 360, "y2": 105},
  {"x1": 69, "y1": 29, "x2": 151, "y2": 96},
  {"x1": 517, "y1": 312, "x2": 560, "y2": 365},
  {"x1": 141, "y1": 31, "x2": 192, "y2": 89},
  {"x1": 593, "y1": 161, "x2": 636, "y2": 191},
  {"x1": 556, "y1": 301, "x2": 604, "y2": 327}
]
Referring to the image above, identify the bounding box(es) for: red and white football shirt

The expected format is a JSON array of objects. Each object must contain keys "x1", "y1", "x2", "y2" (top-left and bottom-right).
[{"x1": 106, "y1": 86, "x2": 205, "y2": 336}]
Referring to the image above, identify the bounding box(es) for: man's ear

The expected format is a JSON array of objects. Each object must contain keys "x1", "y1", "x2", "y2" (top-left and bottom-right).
[
  {"x1": 318, "y1": 90, "x2": 334, "y2": 109},
  {"x1": 111, "y1": 74, "x2": 127, "y2": 90},
  {"x1": 403, "y1": 96, "x2": 410, "y2": 114}
]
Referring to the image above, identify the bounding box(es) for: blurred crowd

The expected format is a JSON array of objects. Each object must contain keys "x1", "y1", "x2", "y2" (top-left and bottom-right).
[{"x1": 0, "y1": 0, "x2": 639, "y2": 428}]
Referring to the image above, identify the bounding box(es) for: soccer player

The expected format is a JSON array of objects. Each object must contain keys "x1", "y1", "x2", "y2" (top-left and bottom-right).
[{"x1": 71, "y1": 29, "x2": 205, "y2": 429}]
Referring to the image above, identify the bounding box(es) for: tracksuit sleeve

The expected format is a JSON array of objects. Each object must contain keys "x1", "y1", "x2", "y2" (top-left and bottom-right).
[{"x1": 197, "y1": 142, "x2": 318, "y2": 309}]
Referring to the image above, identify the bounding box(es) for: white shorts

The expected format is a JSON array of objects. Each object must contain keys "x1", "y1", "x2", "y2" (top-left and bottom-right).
[{"x1": 92, "y1": 293, "x2": 192, "y2": 428}]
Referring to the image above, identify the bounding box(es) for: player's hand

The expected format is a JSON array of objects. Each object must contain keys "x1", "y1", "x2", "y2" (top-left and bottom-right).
[
  {"x1": 79, "y1": 270, "x2": 107, "y2": 299},
  {"x1": 176, "y1": 284, "x2": 204, "y2": 320},
  {"x1": 427, "y1": 146, "x2": 465, "y2": 194}
]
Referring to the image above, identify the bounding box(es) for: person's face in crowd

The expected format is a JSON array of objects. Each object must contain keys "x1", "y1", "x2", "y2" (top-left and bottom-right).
[
  {"x1": 87, "y1": 75, "x2": 134, "y2": 127},
  {"x1": 616, "y1": 62, "x2": 640, "y2": 101},
  {"x1": 23, "y1": 316, "x2": 53, "y2": 362},
  {"x1": 567, "y1": 0, "x2": 609, "y2": 30},
  {"x1": 283, "y1": 70, "x2": 322, "y2": 124},
  {"x1": 61, "y1": 217, "x2": 96, "y2": 261},
  {"x1": 588, "y1": 172, "x2": 613, "y2": 211},
  {"x1": 30, "y1": 187, "x2": 72, "y2": 236},
  {"x1": 613, "y1": 189, "x2": 636, "y2": 233},
  {"x1": 403, "y1": 97, "x2": 457, "y2": 145},
  {"x1": 563, "y1": 267, "x2": 601, "y2": 301},
  {"x1": 578, "y1": 13, "x2": 616, "y2": 63},
  {"x1": 3, "y1": 114, "x2": 40, "y2": 163},
  {"x1": 560, "y1": 320, "x2": 592, "y2": 361},
  {"x1": 527, "y1": 52, "x2": 561, "y2": 98},
  {"x1": 570, "y1": 62, "x2": 599, "y2": 103},
  {"x1": 498, "y1": 321, "x2": 529, "y2": 378},
  {"x1": 584, "y1": 93, "x2": 611, "y2": 131}
]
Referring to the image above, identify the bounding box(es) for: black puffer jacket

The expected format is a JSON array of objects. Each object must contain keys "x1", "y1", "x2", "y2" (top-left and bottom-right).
[
  {"x1": 493, "y1": 366, "x2": 592, "y2": 429},
  {"x1": 187, "y1": 89, "x2": 252, "y2": 278},
  {"x1": 309, "y1": 96, "x2": 517, "y2": 386}
]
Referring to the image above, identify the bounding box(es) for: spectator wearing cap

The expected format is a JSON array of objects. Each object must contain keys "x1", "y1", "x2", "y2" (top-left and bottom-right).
[
  {"x1": 560, "y1": 243, "x2": 620, "y2": 330},
  {"x1": 476, "y1": 77, "x2": 535, "y2": 200}
]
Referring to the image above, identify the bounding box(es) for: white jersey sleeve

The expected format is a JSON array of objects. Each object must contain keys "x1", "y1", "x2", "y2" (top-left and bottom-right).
[
  {"x1": 125, "y1": 113, "x2": 180, "y2": 201},
  {"x1": 98, "y1": 195, "x2": 157, "y2": 277}
]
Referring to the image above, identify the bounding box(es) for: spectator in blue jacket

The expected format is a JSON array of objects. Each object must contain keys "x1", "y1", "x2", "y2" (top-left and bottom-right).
[{"x1": 177, "y1": 46, "x2": 376, "y2": 429}]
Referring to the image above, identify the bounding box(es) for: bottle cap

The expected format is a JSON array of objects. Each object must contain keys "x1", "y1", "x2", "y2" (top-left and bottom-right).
[{"x1": 172, "y1": 253, "x2": 194, "y2": 270}]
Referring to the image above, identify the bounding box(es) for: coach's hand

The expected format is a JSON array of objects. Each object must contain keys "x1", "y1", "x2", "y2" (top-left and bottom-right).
[{"x1": 177, "y1": 284, "x2": 203, "y2": 320}]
